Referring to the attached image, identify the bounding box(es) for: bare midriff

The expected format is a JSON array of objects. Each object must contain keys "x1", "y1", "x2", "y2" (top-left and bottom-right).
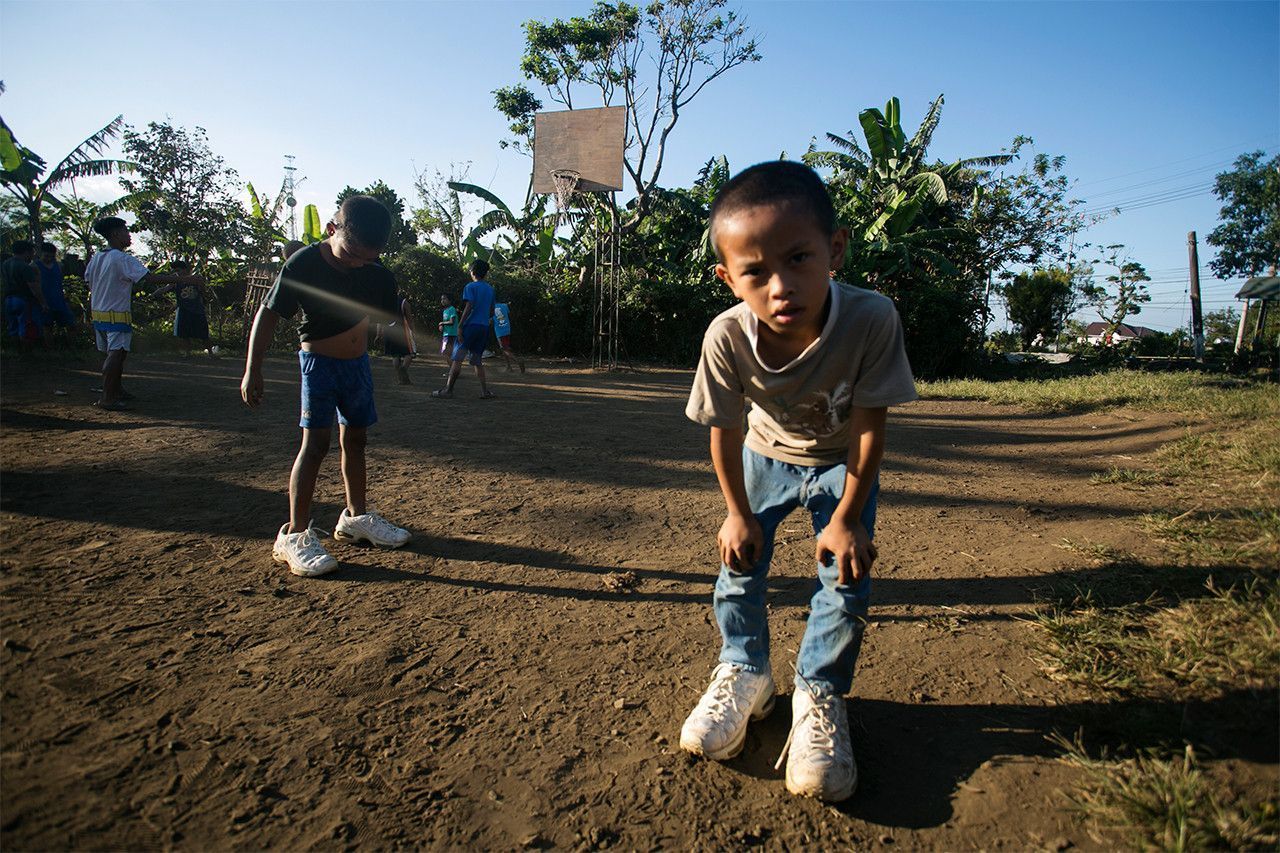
[{"x1": 301, "y1": 318, "x2": 369, "y2": 359}]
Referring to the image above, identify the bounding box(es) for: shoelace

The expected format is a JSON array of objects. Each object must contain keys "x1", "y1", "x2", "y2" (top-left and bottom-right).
[
  {"x1": 702, "y1": 668, "x2": 750, "y2": 720},
  {"x1": 774, "y1": 674, "x2": 846, "y2": 770},
  {"x1": 297, "y1": 524, "x2": 330, "y2": 555},
  {"x1": 364, "y1": 512, "x2": 399, "y2": 534}
]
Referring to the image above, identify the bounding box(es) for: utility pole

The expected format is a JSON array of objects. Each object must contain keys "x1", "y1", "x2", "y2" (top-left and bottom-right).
[{"x1": 1187, "y1": 231, "x2": 1204, "y2": 360}]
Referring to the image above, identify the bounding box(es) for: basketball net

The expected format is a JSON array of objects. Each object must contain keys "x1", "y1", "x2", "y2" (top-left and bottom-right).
[{"x1": 549, "y1": 169, "x2": 581, "y2": 229}]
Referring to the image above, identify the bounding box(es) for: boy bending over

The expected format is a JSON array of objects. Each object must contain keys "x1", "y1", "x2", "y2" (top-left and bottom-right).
[
  {"x1": 680, "y1": 161, "x2": 916, "y2": 802},
  {"x1": 241, "y1": 196, "x2": 411, "y2": 577}
]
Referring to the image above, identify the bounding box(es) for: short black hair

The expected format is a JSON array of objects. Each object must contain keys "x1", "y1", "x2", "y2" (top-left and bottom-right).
[
  {"x1": 470, "y1": 259, "x2": 490, "y2": 279},
  {"x1": 335, "y1": 195, "x2": 392, "y2": 251},
  {"x1": 170, "y1": 260, "x2": 191, "y2": 272},
  {"x1": 93, "y1": 216, "x2": 128, "y2": 238},
  {"x1": 40, "y1": 241, "x2": 56, "y2": 254},
  {"x1": 708, "y1": 161, "x2": 836, "y2": 261},
  {"x1": 11, "y1": 240, "x2": 34, "y2": 255}
]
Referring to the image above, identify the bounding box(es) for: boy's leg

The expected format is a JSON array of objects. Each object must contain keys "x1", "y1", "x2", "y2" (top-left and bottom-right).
[
  {"x1": 289, "y1": 427, "x2": 332, "y2": 532},
  {"x1": 100, "y1": 349, "x2": 127, "y2": 406},
  {"x1": 796, "y1": 471, "x2": 879, "y2": 694},
  {"x1": 780, "y1": 467, "x2": 879, "y2": 802},
  {"x1": 682, "y1": 448, "x2": 801, "y2": 760},
  {"x1": 713, "y1": 448, "x2": 802, "y2": 674},
  {"x1": 338, "y1": 424, "x2": 367, "y2": 516},
  {"x1": 474, "y1": 362, "x2": 491, "y2": 396}
]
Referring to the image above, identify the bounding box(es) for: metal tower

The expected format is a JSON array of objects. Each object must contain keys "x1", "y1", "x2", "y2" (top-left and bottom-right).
[{"x1": 283, "y1": 155, "x2": 300, "y2": 240}]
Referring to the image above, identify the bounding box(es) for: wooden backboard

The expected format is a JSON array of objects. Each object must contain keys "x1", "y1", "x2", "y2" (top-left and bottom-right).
[{"x1": 532, "y1": 106, "x2": 626, "y2": 194}]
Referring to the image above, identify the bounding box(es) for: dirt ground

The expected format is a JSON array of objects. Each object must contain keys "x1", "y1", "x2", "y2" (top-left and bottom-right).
[{"x1": 0, "y1": 350, "x2": 1267, "y2": 850}]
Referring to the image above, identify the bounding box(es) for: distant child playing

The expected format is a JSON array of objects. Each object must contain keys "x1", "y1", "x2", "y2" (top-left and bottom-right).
[
  {"x1": 150, "y1": 260, "x2": 210, "y2": 352},
  {"x1": 85, "y1": 218, "x2": 204, "y2": 409},
  {"x1": 492, "y1": 299, "x2": 525, "y2": 373},
  {"x1": 679, "y1": 161, "x2": 917, "y2": 802},
  {"x1": 438, "y1": 294, "x2": 459, "y2": 365},
  {"x1": 35, "y1": 242, "x2": 75, "y2": 348},
  {"x1": 2, "y1": 241, "x2": 46, "y2": 349},
  {"x1": 240, "y1": 195, "x2": 412, "y2": 577},
  {"x1": 382, "y1": 293, "x2": 417, "y2": 384},
  {"x1": 433, "y1": 259, "x2": 496, "y2": 399}
]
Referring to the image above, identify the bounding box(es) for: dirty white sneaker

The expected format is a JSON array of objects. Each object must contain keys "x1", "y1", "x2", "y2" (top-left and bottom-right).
[
  {"x1": 333, "y1": 508, "x2": 411, "y2": 548},
  {"x1": 273, "y1": 522, "x2": 338, "y2": 577},
  {"x1": 680, "y1": 663, "x2": 776, "y2": 760},
  {"x1": 775, "y1": 679, "x2": 856, "y2": 801}
]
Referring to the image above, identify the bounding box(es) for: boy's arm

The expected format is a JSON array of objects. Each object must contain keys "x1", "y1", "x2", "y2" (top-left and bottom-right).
[
  {"x1": 240, "y1": 305, "x2": 281, "y2": 407},
  {"x1": 457, "y1": 300, "x2": 473, "y2": 327},
  {"x1": 816, "y1": 406, "x2": 887, "y2": 584},
  {"x1": 711, "y1": 425, "x2": 762, "y2": 572},
  {"x1": 144, "y1": 272, "x2": 202, "y2": 297}
]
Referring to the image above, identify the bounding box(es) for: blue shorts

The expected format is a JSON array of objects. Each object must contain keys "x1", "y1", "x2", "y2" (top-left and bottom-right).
[
  {"x1": 451, "y1": 324, "x2": 489, "y2": 366},
  {"x1": 4, "y1": 296, "x2": 37, "y2": 341},
  {"x1": 299, "y1": 350, "x2": 377, "y2": 430}
]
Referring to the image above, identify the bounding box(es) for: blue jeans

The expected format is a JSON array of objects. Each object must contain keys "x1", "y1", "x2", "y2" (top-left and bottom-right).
[{"x1": 714, "y1": 447, "x2": 878, "y2": 695}]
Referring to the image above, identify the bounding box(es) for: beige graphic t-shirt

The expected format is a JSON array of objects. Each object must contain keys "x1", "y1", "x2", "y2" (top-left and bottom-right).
[{"x1": 686, "y1": 281, "x2": 917, "y2": 465}]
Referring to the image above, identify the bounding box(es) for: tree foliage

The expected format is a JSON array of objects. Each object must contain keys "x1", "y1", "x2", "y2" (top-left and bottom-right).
[
  {"x1": 805, "y1": 95, "x2": 1012, "y2": 376},
  {"x1": 120, "y1": 121, "x2": 248, "y2": 268},
  {"x1": 0, "y1": 111, "x2": 135, "y2": 245},
  {"x1": 1206, "y1": 150, "x2": 1279, "y2": 279},
  {"x1": 1083, "y1": 244, "x2": 1152, "y2": 342},
  {"x1": 335, "y1": 180, "x2": 417, "y2": 257},
  {"x1": 1002, "y1": 267, "x2": 1079, "y2": 349},
  {"x1": 496, "y1": 0, "x2": 760, "y2": 233}
]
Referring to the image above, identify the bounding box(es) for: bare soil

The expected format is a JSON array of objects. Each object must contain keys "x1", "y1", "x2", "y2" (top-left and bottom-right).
[{"x1": 0, "y1": 351, "x2": 1270, "y2": 850}]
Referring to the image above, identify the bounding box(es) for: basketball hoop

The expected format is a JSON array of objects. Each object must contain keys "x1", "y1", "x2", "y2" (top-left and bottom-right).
[{"x1": 549, "y1": 169, "x2": 581, "y2": 228}]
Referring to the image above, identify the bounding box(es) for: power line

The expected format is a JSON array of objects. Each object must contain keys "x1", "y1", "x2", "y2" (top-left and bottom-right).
[{"x1": 1073, "y1": 137, "x2": 1279, "y2": 189}]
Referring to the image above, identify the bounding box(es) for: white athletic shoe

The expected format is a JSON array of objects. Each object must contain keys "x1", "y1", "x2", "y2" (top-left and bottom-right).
[
  {"x1": 333, "y1": 508, "x2": 412, "y2": 548},
  {"x1": 680, "y1": 663, "x2": 776, "y2": 760},
  {"x1": 775, "y1": 679, "x2": 857, "y2": 801},
  {"x1": 273, "y1": 522, "x2": 339, "y2": 577}
]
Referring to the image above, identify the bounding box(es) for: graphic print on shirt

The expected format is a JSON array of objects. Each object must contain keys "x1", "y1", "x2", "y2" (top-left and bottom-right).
[{"x1": 766, "y1": 380, "x2": 853, "y2": 439}]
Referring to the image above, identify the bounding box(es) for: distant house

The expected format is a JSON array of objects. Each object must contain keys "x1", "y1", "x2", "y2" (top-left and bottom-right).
[{"x1": 1078, "y1": 321, "x2": 1159, "y2": 346}]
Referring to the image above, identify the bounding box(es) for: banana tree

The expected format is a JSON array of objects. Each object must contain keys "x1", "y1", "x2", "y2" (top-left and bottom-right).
[
  {"x1": 447, "y1": 181, "x2": 556, "y2": 265},
  {"x1": 805, "y1": 95, "x2": 1009, "y2": 278},
  {"x1": 0, "y1": 114, "x2": 137, "y2": 245}
]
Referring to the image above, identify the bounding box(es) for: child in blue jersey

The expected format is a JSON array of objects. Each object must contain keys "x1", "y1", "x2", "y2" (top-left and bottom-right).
[
  {"x1": 433, "y1": 259, "x2": 495, "y2": 399},
  {"x1": 35, "y1": 242, "x2": 75, "y2": 347},
  {"x1": 438, "y1": 293, "x2": 459, "y2": 365},
  {"x1": 492, "y1": 299, "x2": 525, "y2": 373}
]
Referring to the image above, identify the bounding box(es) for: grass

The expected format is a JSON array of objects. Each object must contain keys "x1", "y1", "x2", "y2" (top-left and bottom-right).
[
  {"x1": 1053, "y1": 734, "x2": 1280, "y2": 852},
  {"x1": 1033, "y1": 576, "x2": 1280, "y2": 700},
  {"x1": 919, "y1": 369, "x2": 1279, "y2": 419},
  {"x1": 942, "y1": 371, "x2": 1280, "y2": 847}
]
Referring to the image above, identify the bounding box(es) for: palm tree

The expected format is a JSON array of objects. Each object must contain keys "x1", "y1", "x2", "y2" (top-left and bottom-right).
[{"x1": 0, "y1": 114, "x2": 136, "y2": 245}]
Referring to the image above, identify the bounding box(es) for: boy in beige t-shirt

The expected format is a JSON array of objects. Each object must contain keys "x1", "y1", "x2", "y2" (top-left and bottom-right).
[{"x1": 680, "y1": 161, "x2": 916, "y2": 803}]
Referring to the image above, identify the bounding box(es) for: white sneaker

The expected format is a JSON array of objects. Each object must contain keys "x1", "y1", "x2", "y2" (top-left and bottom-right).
[
  {"x1": 680, "y1": 663, "x2": 775, "y2": 760},
  {"x1": 775, "y1": 679, "x2": 856, "y2": 801},
  {"x1": 273, "y1": 522, "x2": 339, "y2": 577},
  {"x1": 333, "y1": 508, "x2": 411, "y2": 548}
]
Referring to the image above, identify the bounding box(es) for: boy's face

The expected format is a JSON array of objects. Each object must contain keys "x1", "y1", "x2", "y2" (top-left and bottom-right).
[
  {"x1": 108, "y1": 226, "x2": 132, "y2": 250},
  {"x1": 714, "y1": 201, "x2": 846, "y2": 341},
  {"x1": 440, "y1": 296, "x2": 449, "y2": 307},
  {"x1": 326, "y1": 222, "x2": 382, "y2": 269},
  {"x1": 40, "y1": 248, "x2": 55, "y2": 264}
]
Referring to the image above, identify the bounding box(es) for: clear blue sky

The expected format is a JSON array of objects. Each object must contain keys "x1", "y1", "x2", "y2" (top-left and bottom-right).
[{"x1": 2, "y1": 0, "x2": 1276, "y2": 332}]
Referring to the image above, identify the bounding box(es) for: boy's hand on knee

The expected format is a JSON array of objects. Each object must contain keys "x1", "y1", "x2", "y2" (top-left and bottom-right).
[
  {"x1": 718, "y1": 512, "x2": 762, "y2": 572},
  {"x1": 816, "y1": 519, "x2": 877, "y2": 585}
]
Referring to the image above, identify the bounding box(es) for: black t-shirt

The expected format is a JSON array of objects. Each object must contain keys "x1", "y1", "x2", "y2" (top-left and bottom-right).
[
  {"x1": 263, "y1": 244, "x2": 399, "y2": 343},
  {"x1": 2, "y1": 257, "x2": 37, "y2": 301}
]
